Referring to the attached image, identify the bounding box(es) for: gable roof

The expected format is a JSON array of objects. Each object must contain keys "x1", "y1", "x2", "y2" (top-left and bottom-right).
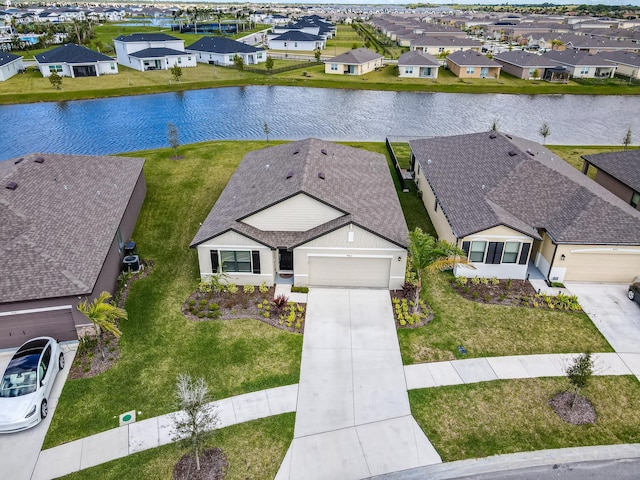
[
  {"x1": 583, "y1": 150, "x2": 640, "y2": 193},
  {"x1": 398, "y1": 50, "x2": 440, "y2": 67},
  {"x1": 0, "y1": 153, "x2": 145, "y2": 303},
  {"x1": 410, "y1": 132, "x2": 640, "y2": 245},
  {"x1": 34, "y1": 43, "x2": 113, "y2": 64},
  {"x1": 129, "y1": 47, "x2": 186, "y2": 58},
  {"x1": 542, "y1": 49, "x2": 613, "y2": 67},
  {"x1": 326, "y1": 48, "x2": 383, "y2": 65},
  {"x1": 0, "y1": 52, "x2": 22, "y2": 67},
  {"x1": 597, "y1": 50, "x2": 640, "y2": 67},
  {"x1": 114, "y1": 33, "x2": 180, "y2": 43},
  {"x1": 494, "y1": 51, "x2": 558, "y2": 68},
  {"x1": 185, "y1": 36, "x2": 264, "y2": 54},
  {"x1": 410, "y1": 36, "x2": 481, "y2": 47},
  {"x1": 447, "y1": 50, "x2": 502, "y2": 67},
  {"x1": 271, "y1": 31, "x2": 322, "y2": 42},
  {"x1": 190, "y1": 139, "x2": 408, "y2": 249}
]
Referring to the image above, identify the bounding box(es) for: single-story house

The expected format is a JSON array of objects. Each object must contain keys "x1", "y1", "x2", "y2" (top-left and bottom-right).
[
  {"x1": 190, "y1": 139, "x2": 408, "y2": 290},
  {"x1": 267, "y1": 31, "x2": 325, "y2": 51},
  {"x1": 34, "y1": 43, "x2": 117, "y2": 78},
  {"x1": 0, "y1": 153, "x2": 146, "y2": 349},
  {"x1": 410, "y1": 36, "x2": 482, "y2": 56},
  {"x1": 597, "y1": 50, "x2": 640, "y2": 79},
  {"x1": 0, "y1": 52, "x2": 23, "y2": 81},
  {"x1": 542, "y1": 49, "x2": 616, "y2": 78},
  {"x1": 324, "y1": 48, "x2": 383, "y2": 75},
  {"x1": 114, "y1": 33, "x2": 196, "y2": 71},
  {"x1": 185, "y1": 36, "x2": 266, "y2": 66},
  {"x1": 582, "y1": 150, "x2": 640, "y2": 211},
  {"x1": 397, "y1": 50, "x2": 439, "y2": 78},
  {"x1": 409, "y1": 132, "x2": 640, "y2": 283},
  {"x1": 494, "y1": 51, "x2": 558, "y2": 80},
  {"x1": 446, "y1": 50, "x2": 502, "y2": 79}
]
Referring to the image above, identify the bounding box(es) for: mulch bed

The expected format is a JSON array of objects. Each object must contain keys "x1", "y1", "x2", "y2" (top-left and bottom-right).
[
  {"x1": 549, "y1": 391, "x2": 597, "y2": 425},
  {"x1": 452, "y1": 279, "x2": 537, "y2": 307},
  {"x1": 173, "y1": 448, "x2": 228, "y2": 480},
  {"x1": 390, "y1": 286, "x2": 433, "y2": 329}
]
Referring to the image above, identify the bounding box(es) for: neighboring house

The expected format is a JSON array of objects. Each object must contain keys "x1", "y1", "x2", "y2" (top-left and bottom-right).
[
  {"x1": 114, "y1": 33, "x2": 196, "y2": 71},
  {"x1": 0, "y1": 52, "x2": 23, "y2": 81},
  {"x1": 409, "y1": 132, "x2": 640, "y2": 283},
  {"x1": 598, "y1": 50, "x2": 640, "y2": 79},
  {"x1": 397, "y1": 50, "x2": 439, "y2": 78},
  {"x1": 267, "y1": 31, "x2": 325, "y2": 51},
  {"x1": 446, "y1": 50, "x2": 502, "y2": 79},
  {"x1": 410, "y1": 36, "x2": 482, "y2": 55},
  {"x1": 34, "y1": 43, "x2": 117, "y2": 77},
  {"x1": 185, "y1": 37, "x2": 266, "y2": 66},
  {"x1": 582, "y1": 150, "x2": 640, "y2": 211},
  {"x1": 494, "y1": 51, "x2": 558, "y2": 79},
  {"x1": 0, "y1": 153, "x2": 146, "y2": 349},
  {"x1": 542, "y1": 49, "x2": 616, "y2": 78},
  {"x1": 190, "y1": 139, "x2": 408, "y2": 290},
  {"x1": 324, "y1": 48, "x2": 383, "y2": 75}
]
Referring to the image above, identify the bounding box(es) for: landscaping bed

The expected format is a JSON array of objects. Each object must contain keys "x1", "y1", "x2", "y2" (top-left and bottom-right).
[{"x1": 390, "y1": 286, "x2": 433, "y2": 329}]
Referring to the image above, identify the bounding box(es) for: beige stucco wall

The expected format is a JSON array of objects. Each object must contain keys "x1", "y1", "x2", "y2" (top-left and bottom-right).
[
  {"x1": 242, "y1": 193, "x2": 344, "y2": 231},
  {"x1": 398, "y1": 64, "x2": 439, "y2": 78},
  {"x1": 325, "y1": 58, "x2": 383, "y2": 75},
  {"x1": 446, "y1": 60, "x2": 501, "y2": 78},
  {"x1": 415, "y1": 166, "x2": 456, "y2": 243}
]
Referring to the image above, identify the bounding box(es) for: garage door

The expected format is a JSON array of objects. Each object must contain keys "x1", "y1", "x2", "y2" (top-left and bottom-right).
[
  {"x1": 565, "y1": 252, "x2": 640, "y2": 283},
  {"x1": 0, "y1": 309, "x2": 76, "y2": 349},
  {"x1": 308, "y1": 256, "x2": 391, "y2": 288}
]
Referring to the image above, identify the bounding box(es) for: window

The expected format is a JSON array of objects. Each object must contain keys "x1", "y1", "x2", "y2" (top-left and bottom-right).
[
  {"x1": 331, "y1": 63, "x2": 338, "y2": 71},
  {"x1": 502, "y1": 242, "x2": 520, "y2": 263},
  {"x1": 49, "y1": 65, "x2": 62, "y2": 72},
  {"x1": 469, "y1": 241, "x2": 486, "y2": 262},
  {"x1": 405, "y1": 66, "x2": 413, "y2": 74},
  {"x1": 257, "y1": 53, "x2": 263, "y2": 59},
  {"x1": 438, "y1": 47, "x2": 444, "y2": 53},
  {"x1": 178, "y1": 57, "x2": 182, "y2": 64},
  {"x1": 529, "y1": 68, "x2": 535, "y2": 77},
  {"x1": 466, "y1": 67, "x2": 475, "y2": 74},
  {"x1": 110, "y1": 63, "x2": 115, "y2": 70},
  {"x1": 631, "y1": 192, "x2": 640, "y2": 209},
  {"x1": 580, "y1": 67, "x2": 589, "y2": 75},
  {"x1": 220, "y1": 251, "x2": 252, "y2": 273},
  {"x1": 424, "y1": 67, "x2": 432, "y2": 76},
  {"x1": 39, "y1": 346, "x2": 51, "y2": 381},
  {"x1": 188, "y1": 57, "x2": 191, "y2": 61},
  {"x1": 294, "y1": 42, "x2": 298, "y2": 48}
]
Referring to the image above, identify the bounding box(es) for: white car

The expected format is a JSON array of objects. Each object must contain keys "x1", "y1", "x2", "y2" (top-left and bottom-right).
[{"x1": 0, "y1": 337, "x2": 65, "y2": 433}]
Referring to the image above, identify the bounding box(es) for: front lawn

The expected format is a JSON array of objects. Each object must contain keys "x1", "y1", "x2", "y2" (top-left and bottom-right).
[
  {"x1": 44, "y1": 141, "x2": 302, "y2": 448},
  {"x1": 410, "y1": 377, "x2": 640, "y2": 462}
]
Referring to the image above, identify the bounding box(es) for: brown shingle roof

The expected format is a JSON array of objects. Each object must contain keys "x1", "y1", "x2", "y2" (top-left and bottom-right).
[
  {"x1": 190, "y1": 139, "x2": 408, "y2": 249},
  {"x1": 0, "y1": 153, "x2": 145, "y2": 303},
  {"x1": 410, "y1": 133, "x2": 640, "y2": 245},
  {"x1": 583, "y1": 149, "x2": 640, "y2": 193}
]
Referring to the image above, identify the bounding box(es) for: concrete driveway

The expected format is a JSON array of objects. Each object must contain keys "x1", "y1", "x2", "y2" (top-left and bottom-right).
[
  {"x1": 0, "y1": 341, "x2": 77, "y2": 480},
  {"x1": 565, "y1": 283, "x2": 640, "y2": 354}
]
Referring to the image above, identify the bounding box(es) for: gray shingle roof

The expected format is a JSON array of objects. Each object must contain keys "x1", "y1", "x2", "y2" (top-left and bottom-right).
[
  {"x1": 447, "y1": 50, "x2": 502, "y2": 67},
  {"x1": 542, "y1": 49, "x2": 612, "y2": 67},
  {"x1": 597, "y1": 50, "x2": 640, "y2": 68},
  {"x1": 130, "y1": 47, "x2": 186, "y2": 58},
  {"x1": 34, "y1": 43, "x2": 113, "y2": 64},
  {"x1": 494, "y1": 51, "x2": 558, "y2": 68},
  {"x1": 271, "y1": 31, "x2": 322, "y2": 42},
  {"x1": 410, "y1": 133, "x2": 640, "y2": 245},
  {"x1": 410, "y1": 36, "x2": 481, "y2": 47},
  {"x1": 0, "y1": 153, "x2": 145, "y2": 303},
  {"x1": 114, "y1": 33, "x2": 180, "y2": 42},
  {"x1": 583, "y1": 150, "x2": 640, "y2": 193},
  {"x1": 398, "y1": 50, "x2": 440, "y2": 67},
  {"x1": 191, "y1": 139, "x2": 408, "y2": 249},
  {"x1": 185, "y1": 36, "x2": 264, "y2": 54},
  {"x1": 326, "y1": 48, "x2": 383, "y2": 65}
]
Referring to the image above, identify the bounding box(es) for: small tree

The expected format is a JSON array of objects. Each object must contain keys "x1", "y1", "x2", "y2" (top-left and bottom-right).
[
  {"x1": 263, "y1": 121, "x2": 270, "y2": 145},
  {"x1": 170, "y1": 64, "x2": 183, "y2": 82},
  {"x1": 490, "y1": 118, "x2": 499, "y2": 131},
  {"x1": 623, "y1": 127, "x2": 632, "y2": 150},
  {"x1": 233, "y1": 54, "x2": 244, "y2": 71},
  {"x1": 77, "y1": 292, "x2": 126, "y2": 360},
  {"x1": 49, "y1": 71, "x2": 62, "y2": 90},
  {"x1": 531, "y1": 68, "x2": 539, "y2": 79},
  {"x1": 265, "y1": 56, "x2": 274, "y2": 72},
  {"x1": 168, "y1": 122, "x2": 180, "y2": 158},
  {"x1": 566, "y1": 352, "x2": 594, "y2": 409},
  {"x1": 314, "y1": 48, "x2": 322, "y2": 62},
  {"x1": 539, "y1": 122, "x2": 551, "y2": 145},
  {"x1": 172, "y1": 374, "x2": 220, "y2": 471}
]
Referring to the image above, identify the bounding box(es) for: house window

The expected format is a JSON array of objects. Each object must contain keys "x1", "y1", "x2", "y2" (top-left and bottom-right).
[
  {"x1": 466, "y1": 67, "x2": 475, "y2": 74},
  {"x1": 438, "y1": 47, "x2": 444, "y2": 53},
  {"x1": 220, "y1": 251, "x2": 252, "y2": 273},
  {"x1": 331, "y1": 63, "x2": 338, "y2": 71},
  {"x1": 257, "y1": 53, "x2": 263, "y2": 59},
  {"x1": 188, "y1": 57, "x2": 191, "y2": 61},
  {"x1": 405, "y1": 66, "x2": 413, "y2": 74},
  {"x1": 284, "y1": 42, "x2": 287, "y2": 47},
  {"x1": 425, "y1": 67, "x2": 432, "y2": 76},
  {"x1": 580, "y1": 67, "x2": 589, "y2": 75},
  {"x1": 502, "y1": 242, "x2": 520, "y2": 263},
  {"x1": 110, "y1": 63, "x2": 115, "y2": 70},
  {"x1": 631, "y1": 192, "x2": 640, "y2": 208},
  {"x1": 178, "y1": 57, "x2": 182, "y2": 64},
  {"x1": 294, "y1": 42, "x2": 298, "y2": 48},
  {"x1": 529, "y1": 68, "x2": 535, "y2": 77},
  {"x1": 49, "y1": 65, "x2": 63, "y2": 72},
  {"x1": 469, "y1": 241, "x2": 486, "y2": 262}
]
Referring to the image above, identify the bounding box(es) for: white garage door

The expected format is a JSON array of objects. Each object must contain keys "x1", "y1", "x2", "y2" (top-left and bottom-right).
[
  {"x1": 565, "y1": 252, "x2": 640, "y2": 283},
  {"x1": 308, "y1": 256, "x2": 391, "y2": 288}
]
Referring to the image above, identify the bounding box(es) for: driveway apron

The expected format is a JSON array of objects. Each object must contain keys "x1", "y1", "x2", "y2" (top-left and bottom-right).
[{"x1": 276, "y1": 289, "x2": 441, "y2": 480}]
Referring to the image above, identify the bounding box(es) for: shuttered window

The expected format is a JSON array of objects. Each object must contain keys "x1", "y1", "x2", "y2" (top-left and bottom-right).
[
  {"x1": 469, "y1": 241, "x2": 486, "y2": 263},
  {"x1": 486, "y1": 242, "x2": 504, "y2": 264},
  {"x1": 518, "y1": 243, "x2": 531, "y2": 265},
  {"x1": 221, "y1": 251, "x2": 252, "y2": 273},
  {"x1": 252, "y1": 251, "x2": 261, "y2": 274},
  {"x1": 502, "y1": 242, "x2": 520, "y2": 263},
  {"x1": 210, "y1": 250, "x2": 219, "y2": 273}
]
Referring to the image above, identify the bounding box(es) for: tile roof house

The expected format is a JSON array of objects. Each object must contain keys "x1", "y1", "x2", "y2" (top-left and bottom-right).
[
  {"x1": 494, "y1": 51, "x2": 558, "y2": 79},
  {"x1": 190, "y1": 139, "x2": 408, "y2": 289},
  {"x1": 34, "y1": 43, "x2": 117, "y2": 78},
  {"x1": 542, "y1": 49, "x2": 616, "y2": 78},
  {"x1": 324, "y1": 48, "x2": 383, "y2": 75},
  {"x1": 114, "y1": 33, "x2": 196, "y2": 71},
  {"x1": 397, "y1": 50, "x2": 440, "y2": 78},
  {"x1": 185, "y1": 36, "x2": 266, "y2": 66},
  {"x1": 0, "y1": 153, "x2": 146, "y2": 349},
  {"x1": 446, "y1": 50, "x2": 502, "y2": 78},
  {"x1": 0, "y1": 52, "x2": 23, "y2": 81},
  {"x1": 409, "y1": 132, "x2": 640, "y2": 283},
  {"x1": 582, "y1": 150, "x2": 640, "y2": 211}
]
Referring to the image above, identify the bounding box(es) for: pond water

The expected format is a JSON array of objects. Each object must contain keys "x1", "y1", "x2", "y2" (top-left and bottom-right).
[{"x1": 0, "y1": 86, "x2": 637, "y2": 161}]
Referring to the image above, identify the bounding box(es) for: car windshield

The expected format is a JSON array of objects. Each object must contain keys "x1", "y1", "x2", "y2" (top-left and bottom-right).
[{"x1": 0, "y1": 351, "x2": 39, "y2": 397}]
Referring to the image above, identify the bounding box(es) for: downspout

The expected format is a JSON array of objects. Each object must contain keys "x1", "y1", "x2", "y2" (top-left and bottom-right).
[{"x1": 546, "y1": 242, "x2": 559, "y2": 286}]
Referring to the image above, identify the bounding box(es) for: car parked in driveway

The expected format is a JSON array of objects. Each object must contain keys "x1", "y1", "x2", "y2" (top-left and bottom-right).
[
  {"x1": 0, "y1": 337, "x2": 64, "y2": 433},
  {"x1": 629, "y1": 276, "x2": 640, "y2": 304}
]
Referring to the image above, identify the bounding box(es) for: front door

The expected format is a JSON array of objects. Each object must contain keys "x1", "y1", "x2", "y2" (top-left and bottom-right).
[
  {"x1": 480, "y1": 67, "x2": 489, "y2": 78},
  {"x1": 279, "y1": 248, "x2": 293, "y2": 272}
]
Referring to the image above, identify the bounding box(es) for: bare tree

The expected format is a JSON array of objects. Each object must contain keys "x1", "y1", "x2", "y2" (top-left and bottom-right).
[
  {"x1": 168, "y1": 123, "x2": 180, "y2": 158},
  {"x1": 539, "y1": 122, "x2": 551, "y2": 145},
  {"x1": 623, "y1": 127, "x2": 632, "y2": 150},
  {"x1": 263, "y1": 121, "x2": 270, "y2": 145},
  {"x1": 490, "y1": 118, "x2": 499, "y2": 131}
]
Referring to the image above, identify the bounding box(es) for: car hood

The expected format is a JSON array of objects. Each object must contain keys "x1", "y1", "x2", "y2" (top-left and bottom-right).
[{"x1": 0, "y1": 394, "x2": 37, "y2": 423}]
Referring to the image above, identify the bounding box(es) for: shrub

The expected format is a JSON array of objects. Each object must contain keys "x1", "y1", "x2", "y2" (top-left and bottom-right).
[
  {"x1": 291, "y1": 286, "x2": 309, "y2": 293},
  {"x1": 272, "y1": 294, "x2": 289, "y2": 313},
  {"x1": 471, "y1": 276, "x2": 480, "y2": 285},
  {"x1": 197, "y1": 312, "x2": 205, "y2": 318},
  {"x1": 208, "y1": 303, "x2": 219, "y2": 312},
  {"x1": 505, "y1": 278, "x2": 513, "y2": 290},
  {"x1": 490, "y1": 277, "x2": 499, "y2": 285},
  {"x1": 198, "y1": 280, "x2": 212, "y2": 293},
  {"x1": 480, "y1": 277, "x2": 489, "y2": 285},
  {"x1": 199, "y1": 299, "x2": 208, "y2": 306},
  {"x1": 259, "y1": 282, "x2": 269, "y2": 294},
  {"x1": 257, "y1": 303, "x2": 262, "y2": 310},
  {"x1": 207, "y1": 312, "x2": 215, "y2": 318},
  {"x1": 455, "y1": 276, "x2": 468, "y2": 287},
  {"x1": 188, "y1": 300, "x2": 196, "y2": 307},
  {"x1": 226, "y1": 283, "x2": 238, "y2": 294},
  {"x1": 243, "y1": 284, "x2": 255, "y2": 294},
  {"x1": 499, "y1": 294, "x2": 506, "y2": 301},
  {"x1": 483, "y1": 294, "x2": 491, "y2": 302}
]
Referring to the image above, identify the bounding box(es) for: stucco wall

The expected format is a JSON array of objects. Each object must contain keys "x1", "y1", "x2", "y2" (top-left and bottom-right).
[
  {"x1": 593, "y1": 169, "x2": 637, "y2": 208},
  {"x1": 415, "y1": 167, "x2": 456, "y2": 243}
]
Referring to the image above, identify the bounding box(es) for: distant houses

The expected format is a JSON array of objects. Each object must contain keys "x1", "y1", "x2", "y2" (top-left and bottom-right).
[
  {"x1": 397, "y1": 51, "x2": 439, "y2": 79},
  {"x1": 0, "y1": 52, "x2": 23, "y2": 81},
  {"x1": 114, "y1": 33, "x2": 196, "y2": 71},
  {"x1": 446, "y1": 50, "x2": 502, "y2": 79},
  {"x1": 35, "y1": 43, "x2": 117, "y2": 77}
]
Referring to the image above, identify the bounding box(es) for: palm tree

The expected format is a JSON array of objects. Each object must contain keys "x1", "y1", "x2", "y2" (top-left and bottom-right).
[{"x1": 77, "y1": 291, "x2": 127, "y2": 359}]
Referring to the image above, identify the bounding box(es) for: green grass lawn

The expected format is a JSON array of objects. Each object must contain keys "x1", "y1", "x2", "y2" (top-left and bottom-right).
[
  {"x1": 44, "y1": 140, "x2": 302, "y2": 448},
  {"x1": 59, "y1": 413, "x2": 294, "y2": 480},
  {"x1": 410, "y1": 377, "x2": 640, "y2": 462}
]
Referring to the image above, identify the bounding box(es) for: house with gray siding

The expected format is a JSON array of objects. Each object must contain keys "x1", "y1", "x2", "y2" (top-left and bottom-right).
[{"x1": 582, "y1": 150, "x2": 640, "y2": 211}]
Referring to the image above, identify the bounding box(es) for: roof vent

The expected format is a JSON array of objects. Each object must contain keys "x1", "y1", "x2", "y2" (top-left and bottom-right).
[
  {"x1": 489, "y1": 133, "x2": 497, "y2": 139},
  {"x1": 5, "y1": 181, "x2": 18, "y2": 190},
  {"x1": 505, "y1": 134, "x2": 513, "y2": 139},
  {"x1": 320, "y1": 149, "x2": 327, "y2": 155},
  {"x1": 14, "y1": 158, "x2": 23, "y2": 165},
  {"x1": 265, "y1": 164, "x2": 270, "y2": 170},
  {"x1": 508, "y1": 150, "x2": 517, "y2": 157},
  {"x1": 527, "y1": 149, "x2": 535, "y2": 156},
  {"x1": 293, "y1": 149, "x2": 299, "y2": 155},
  {"x1": 286, "y1": 171, "x2": 294, "y2": 179},
  {"x1": 318, "y1": 172, "x2": 325, "y2": 180},
  {"x1": 34, "y1": 157, "x2": 45, "y2": 163}
]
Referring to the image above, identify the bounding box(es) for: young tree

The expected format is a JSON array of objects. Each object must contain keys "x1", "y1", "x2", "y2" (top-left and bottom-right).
[
  {"x1": 167, "y1": 122, "x2": 180, "y2": 158},
  {"x1": 49, "y1": 71, "x2": 62, "y2": 90},
  {"x1": 490, "y1": 118, "x2": 499, "y2": 131},
  {"x1": 263, "y1": 121, "x2": 270, "y2": 145},
  {"x1": 539, "y1": 122, "x2": 551, "y2": 145},
  {"x1": 531, "y1": 68, "x2": 539, "y2": 79},
  {"x1": 314, "y1": 48, "x2": 322, "y2": 62},
  {"x1": 172, "y1": 374, "x2": 220, "y2": 471},
  {"x1": 265, "y1": 56, "x2": 274, "y2": 72},
  {"x1": 566, "y1": 352, "x2": 594, "y2": 409},
  {"x1": 77, "y1": 292, "x2": 127, "y2": 360},
  {"x1": 623, "y1": 127, "x2": 632, "y2": 150},
  {"x1": 170, "y1": 64, "x2": 183, "y2": 82},
  {"x1": 233, "y1": 54, "x2": 244, "y2": 71}
]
